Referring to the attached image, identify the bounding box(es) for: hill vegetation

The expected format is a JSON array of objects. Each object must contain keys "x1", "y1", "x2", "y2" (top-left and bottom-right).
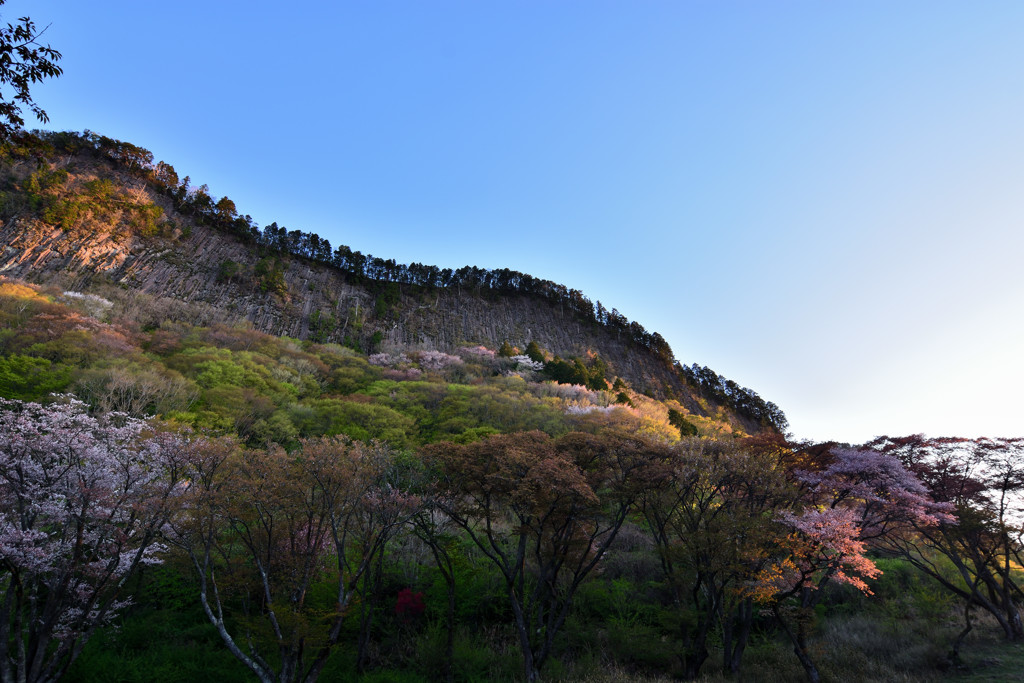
[
  {"x1": 0, "y1": 130, "x2": 786, "y2": 434},
  {"x1": 2, "y1": 14, "x2": 1024, "y2": 682},
  {"x1": 2, "y1": 133, "x2": 1023, "y2": 683}
]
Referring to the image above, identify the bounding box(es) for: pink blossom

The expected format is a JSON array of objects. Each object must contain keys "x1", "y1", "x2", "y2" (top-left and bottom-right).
[
  {"x1": 779, "y1": 507, "x2": 882, "y2": 593},
  {"x1": 459, "y1": 345, "x2": 496, "y2": 359},
  {"x1": 0, "y1": 398, "x2": 189, "y2": 681},
  {"x1": 412, "y1": 350, "x2": 463, "y2": 371}
]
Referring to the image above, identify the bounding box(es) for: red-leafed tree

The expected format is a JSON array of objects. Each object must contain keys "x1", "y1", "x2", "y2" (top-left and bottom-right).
[
  {"x1": 0, "y1": 398, "x2": 189, "y2": 683},
  {"x1": 167, "y1": 436, "x2": 416, "y2": 683},
  {"x1": 426, "y1": 430, "x2": 659, "y2": 682}
]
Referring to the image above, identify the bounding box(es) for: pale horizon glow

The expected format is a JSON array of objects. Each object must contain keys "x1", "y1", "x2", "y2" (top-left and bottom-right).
[{"x1": 10, "y1": 0, "x2": 1023, "y2": 444}]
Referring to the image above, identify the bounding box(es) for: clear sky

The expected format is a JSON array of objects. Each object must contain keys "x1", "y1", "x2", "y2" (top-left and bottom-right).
[{"x1": 11, "y1": 0, "x2": 1024, "y2": 443}]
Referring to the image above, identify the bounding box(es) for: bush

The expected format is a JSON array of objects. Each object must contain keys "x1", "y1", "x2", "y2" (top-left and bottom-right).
[
  {"x1": 0, "y1": 354, "x2": 72, "y2": 400},
  {"x1": 667, "y1": 408, "x2": 698, "y2": 436}
]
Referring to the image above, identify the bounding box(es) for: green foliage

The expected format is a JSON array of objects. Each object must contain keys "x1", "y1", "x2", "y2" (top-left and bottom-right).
[
  {"x1": 199, "y1": 385, "x2": 276, "y2": 436},
  {"x1": 0, "y1": 354, "x2": 71, "y2": 400},
  {"x1": 543, "y1": 353, "x2": 608, "y2": 390},
  {"x1": 130, "y1": 201, "x2": 164, "y2": 235},
  {"x1": 193, "y1": 358, "x2": 249, "y2": 388},
  {"x1": 369, "y1": 330, "x2": 384, "y2": 353},
  {"x1": 39, "y1": 197, "x2": 80, "y2": 229},
  {"x1": 544, "y1": 356, "x2": 583, "y2": 385},
  {"x1": 524, "y1": 340, "x2": 544, "y2": 363},
  {"x1": 173, "y1": 348, "x2": 297, "y2": 399},
  {"x1": 667, "y1": 408, "x2": 698, "y2": 436},
  {"x1": 309, "y1": 309, "x2": 337, "y2": 343},
  {"x1": 84, "y1": 177, "x2": 114, "y2": 203},
  {"x1": 447, "y1": 426, "x2": 501, "y2": 443},
  {"x1": 497, "y1": 341, "x2": 516, "y2": 357},
  {"x1": 216, "y1": 259, "x2": 240, "y2": 283},
  {"x1": 325, "y1": 354, "x2": 382, "y2": 394},
  {"x1": 414, "y1": 625, "x2": 522, "y2": 682},
  {"x1": 22, "y1": 167, "x2": 75, "y2": 227},
  {"x1": 375, "y1": 282, "x2": 401, "y2": 317},
  {"x1": 0, "y1": 280, "x2": 743, "y2": 452},
  {"x1": 289, "y1": 398, "x2": 417, "y2": 446},
  {"x1": 588, "y1": 354, "x2": 609, "y2": 389},
  {"x1": 868, "y1": 557, "x2": 957, "y2": 620},
  {"x1": 15, "y1": 164, "x2": 168, "y2": 234},
  {"x1": 431, "y1": 381, "x2": 566, "y2": 438},
  {"x1": 681, "y1": 363, "x2": 788, "y2": 432},
  {"x1": 63, "y1": 566, "x2": 249, "y2": 683},
  {"x1": 25, "y1": 166, "x2": 68, "y2": 197},
  {"x1": 250, "y1": 409, "x2": 300, "y2": 447},
  {"x1": 254, "y1": 256, "x2": 287, "y2": 294}
]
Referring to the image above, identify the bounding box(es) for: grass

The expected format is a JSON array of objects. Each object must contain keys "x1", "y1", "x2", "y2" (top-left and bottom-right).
[
  {"x1": 948, "y1": 627, "x2": 1024, "y2": 681},
  {"x1": 64, "y1": 604, "x2": 1024, "y2": 683},
  {"x1": 550, "y1": 607, "x2": 1023, "y2": 683},
  {"x1": 61, "y1": 555, "x2": 1024, "y2": 683}
]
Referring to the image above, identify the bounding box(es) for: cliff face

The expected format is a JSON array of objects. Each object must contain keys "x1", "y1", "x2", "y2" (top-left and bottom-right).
[
  {"x1": 0, "y1": 207, "x2": 701, "y2": 412},
  {"x1": 0, "y1": 143, "x2": 798, "y2": 431}
]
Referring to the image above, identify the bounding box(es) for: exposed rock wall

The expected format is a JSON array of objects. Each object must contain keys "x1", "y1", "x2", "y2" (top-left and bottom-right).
[{"x1": 0, "y1": 215, "x2": 702, "y2": 411}]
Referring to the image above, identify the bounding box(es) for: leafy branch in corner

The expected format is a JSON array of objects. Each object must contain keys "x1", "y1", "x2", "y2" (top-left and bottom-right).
[{"x1": 0, "y1": 1, "x2": 63, "y2": 140}]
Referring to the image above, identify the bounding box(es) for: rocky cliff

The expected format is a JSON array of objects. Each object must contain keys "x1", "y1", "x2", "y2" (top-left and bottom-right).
[
  {"x1": 0, "y1": 201, "x2": 693, "y2": 404},
  {"x1": 0, "y1": 141, "x2": 781, "y2": 432}
]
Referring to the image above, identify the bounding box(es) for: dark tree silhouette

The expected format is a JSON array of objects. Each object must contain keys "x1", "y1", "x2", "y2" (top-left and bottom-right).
[{"x1": 0, "y1": 2, "x2": 62, "y2": 139}]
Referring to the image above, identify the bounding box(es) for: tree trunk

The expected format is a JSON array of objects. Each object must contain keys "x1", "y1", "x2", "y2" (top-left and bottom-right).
[
  {"x1": 724, "y1": 598, "x2": 754, "y2": 675},
  {"x1": 680, "y1": 645, "x2": 709, "y2": 681},
  {"x1": 679, "y1": 578, "x2": 717, "y2": 680},
  {"x1": 509, "y1": 588, "x2": 540, "y2": 682},
  {"x1": 1003, "y1": 597, "x2": 1024, "y2": 641},
  {"x1": 773, "y1": 605, "x2": 821, "y2": 683},
  {"x1": 419, "y1": 525, "x2": 456, "y2": 683},
  {"x1": 444, "y1": 574, "x2": 456, "y2": 683},
  {"x1": 356, "y1": 551, "x2": 385, "y2": 674},
  {"x1": 791, "y1": 641, "x2": 822, "y2": 683},
  {"x1": 949, "y1": 602, "x2": 973, "y2": 668},
  {"x1": 679, "y1": 614, "x2": 710, "y2": 680}
]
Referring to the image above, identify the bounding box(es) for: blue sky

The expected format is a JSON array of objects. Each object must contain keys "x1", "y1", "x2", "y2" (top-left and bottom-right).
[{"x1": 12, "y1": 0, "x2": 1024, "y2": 443}]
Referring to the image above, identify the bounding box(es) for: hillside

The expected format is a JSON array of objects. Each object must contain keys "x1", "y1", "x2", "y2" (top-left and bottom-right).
[
  {"x1": 4, "y1": 133, "x2": 1021, "y2": 683},
  {"x1": 0, "y1": 130, "x2": 785, "y2": 434}
]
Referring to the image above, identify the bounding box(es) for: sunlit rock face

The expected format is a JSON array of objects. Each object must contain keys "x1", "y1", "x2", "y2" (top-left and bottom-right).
[{"x1": 0, "y1": 152, "x2": 778, "y2": 432}]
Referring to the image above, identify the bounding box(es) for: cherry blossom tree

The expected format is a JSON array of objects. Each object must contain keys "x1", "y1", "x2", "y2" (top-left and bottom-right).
[
  {"x1": 754, "y1": 445, "x2": 952, "y2": 683},
  {"x1": 410, "y1": 350, "x2": 462, "y2": 372},
  {"x1": 0, "y1": 398, "x2": 188, "y2": 683}
]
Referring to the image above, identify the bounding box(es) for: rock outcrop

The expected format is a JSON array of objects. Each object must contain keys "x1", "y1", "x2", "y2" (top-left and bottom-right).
[{"x1": 0, "y1": 213, "x2": 698, "y2": 408}]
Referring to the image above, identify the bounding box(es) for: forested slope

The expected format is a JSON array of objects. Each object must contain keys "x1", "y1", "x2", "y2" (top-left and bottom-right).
[
  {"x1": 0, "y1": 130, "x2": 786, "y2": 433},
  {"x1": 3, "y1": 133, "x2": 1024, "y2": 683}
]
